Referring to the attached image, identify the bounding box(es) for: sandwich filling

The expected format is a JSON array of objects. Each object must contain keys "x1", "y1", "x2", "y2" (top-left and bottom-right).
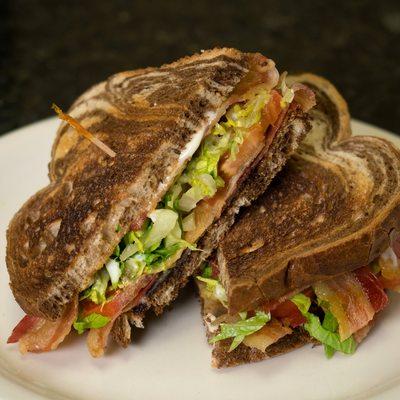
[
  {"x1": 8, "y1": 65, "x2": 315, "y2": 357},
  {"x1": 198, "y1": 242, "x2": 400, "y2": 359}
]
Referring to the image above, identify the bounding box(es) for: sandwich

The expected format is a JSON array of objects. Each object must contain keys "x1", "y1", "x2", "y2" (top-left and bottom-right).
[
  {"x1": 6, "y1": 48, "x2": 315, "y2": 357},
  {"x1": 196, "y1": 74, "x2": 400, "y2": 368}
]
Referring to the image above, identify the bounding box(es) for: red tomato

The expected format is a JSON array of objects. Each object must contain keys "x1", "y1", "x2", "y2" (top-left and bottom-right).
[{"x1": 271, "y1": 300, "x2": 306, "y2": 328}]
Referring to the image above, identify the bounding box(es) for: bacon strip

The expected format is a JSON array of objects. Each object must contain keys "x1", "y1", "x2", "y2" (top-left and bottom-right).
[
  {"x1": 231, "y1": 54, "x2": 279, "y2": 98},
  {"x1": 7, "y1": 315, "x2": 42, "y2": 344},
  {"x1": 354, "y1": 267, "x2": 388, "y2": 313},
  {"x1": 243, "y1": 319, "x2": 292, "y2": 352},
  {"x1": 314, "y1": 272, "x2": 376, "y2": 341},
  {"x1": 379, "y1": 249, "x2": 400, "y2": 290},
  {"x1": 353, "y1": 319, "x2": 375, "y2": 344},
  {"x1": 8, "y1": 299, "x2": 78, "y2": 354},
  {"x1": 379, "y1": 233, "x2": 400, "y2": 290},
  {"x1": 85, "y1": 275, "x2": 156, "y2": 357},
  {"x1": 292, "y1": 83, "x2": 316, "y2": 112}
]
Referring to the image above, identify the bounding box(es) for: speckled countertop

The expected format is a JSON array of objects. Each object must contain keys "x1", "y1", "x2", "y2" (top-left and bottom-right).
[{"x1": 1, "y1": 0, "x2": 399, "y2": 135}]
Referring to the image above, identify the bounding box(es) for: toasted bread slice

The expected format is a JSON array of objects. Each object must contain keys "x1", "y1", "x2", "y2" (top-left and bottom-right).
[
  {"x1": 6, "y1": 48, "x2": 251, "y2": 319},
  {"x1": 219, "y1": 76, "x2": 400, "y2": 315},
  {"x1": 198, "y1": 74, "x2": 400, "y2": 367}
]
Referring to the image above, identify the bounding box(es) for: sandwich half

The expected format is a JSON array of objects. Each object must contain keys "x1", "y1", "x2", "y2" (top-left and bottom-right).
[
  {"x1": 6, "y1": 48, "x2": 315, "y2": 357},
  {"x1": 196, "y1": 74, "x2": 400, "y2": 368}
]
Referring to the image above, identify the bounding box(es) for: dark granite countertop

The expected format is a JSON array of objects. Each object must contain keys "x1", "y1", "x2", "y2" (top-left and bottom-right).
[{"x1": 1, "y1": 0, "x2": 399, "y2": 135}]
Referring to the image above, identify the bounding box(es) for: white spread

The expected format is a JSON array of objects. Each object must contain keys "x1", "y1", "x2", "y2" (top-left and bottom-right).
[{"x1": 178, "y1": 111, "x2": 218, "y2": 164}]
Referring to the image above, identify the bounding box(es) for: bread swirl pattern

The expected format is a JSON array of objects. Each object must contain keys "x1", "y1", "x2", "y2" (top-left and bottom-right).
[
  {"x1": 218, "y1": 74, "x2": 400, "y2": 315},
  {"x1": 6, "y1": 48, "x2": 252, "y2": 319}
]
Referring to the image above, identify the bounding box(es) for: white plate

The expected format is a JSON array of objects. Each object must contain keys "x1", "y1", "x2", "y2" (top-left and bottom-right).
[{"x1": 0, "y1": 118, "x2": 400, "y2": 400}]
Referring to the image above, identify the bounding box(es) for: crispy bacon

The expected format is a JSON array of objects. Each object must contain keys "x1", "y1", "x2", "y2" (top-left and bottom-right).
[
  {"x1": 8, "y1": 275, "x2": 155, "y2": 357},
  {"x1": 314, "y1": 272, "x2": 375, "y2": 341},
  {"x1": 232, "y1": 54, "x2": 279, "y2": 98},
  {"x1": 243, "y1": 318, "x2": 292, "y2": 352},
  {"x1": 260, "y1": 288, "x2": 314, "y2": 314},
  {"x1": 354, "y1": 267, "x2": 388, "y2": 312},
  {"x1": 8, "y1": 299, "x2": 78, "y2": 354},
  {"x1": 7, "y1": 315, "x2": 42, "y2": 344},
  {"x1": 236, "y1": 267, "x2": 385, "y2": 353},
  {"x1": 379, "y1": 241, "x2": 400, "y2": 291},
  {"x1": 292, "y1": 83, "x2": 316, "y2": 112},
  {"x1": 353, "y1": 319, "x2": 375, "y2": 344},
  {"x1": 85, "y1": 275, "x2": 155, "y2": 357}
]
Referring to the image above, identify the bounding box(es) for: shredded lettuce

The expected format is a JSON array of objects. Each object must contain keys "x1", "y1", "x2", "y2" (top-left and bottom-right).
[
  {"x1": 105, "y1": 259, "x2": 121, "y2": 289},
  {"x1": 80, "y1": 269, "x2": 110, "y2": 305},
  {"x1": 322, "y1": 311, "x2": 339, "y2": 358},
  {"x1": 210, "y1": 311, "x2": 271, "y2": 351},
  {"x1": 279, "y1": 72, "x2": 295, "y2": 107},
  {"x1": 172, "y1": 89, "x2": 270, "y2": 214},
  {"x1": 234, "y1": 90, "x2": 270, "y2": 127},
  {"x1": 304, "y1": 312, "x2": 357, "y2": 355},
  {"x1": 123, "y1": 255, "x2": 146, "y2": 281},
  {"x1": 291, "y1": 294, "x2": 357, "y2": 356},
  {"x1": 80, "y1": 90, "x2": 271, "y2": 309},
  {"x1": 202, "y1": 264, "x2": 213, "y2": 278},
  {"x1": 143, "y1": 209, "x2": 178, "y2": 249},
  {"x1": 73, "y1": 313, "x2": 110, "y2": 334},
  {"x1": 290, "y1": 293, "x2": 311, "y2": 314},
  {"x1": 196, "y1": 264, "x2": 227, "y2": 306},
  {"x1": 197, "y1": 275, "x2": 228, "y2": 307}
]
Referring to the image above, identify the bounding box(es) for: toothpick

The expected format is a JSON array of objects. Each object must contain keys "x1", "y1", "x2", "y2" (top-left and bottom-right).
[{"x1": 52, "y1": 103, "x2": 116, "y2": 158}]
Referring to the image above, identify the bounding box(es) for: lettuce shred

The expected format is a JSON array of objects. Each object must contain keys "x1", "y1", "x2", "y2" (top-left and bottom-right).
[
  {"x1": 209, "y1": 311, "x2": 271, "y2": 351},
  {"x1": 202, "y1": 270, "x2": 358, "y2": 357},
  {"x1": 73, "y1": 313, "x2": 110, "y2": 334},
  {"x1": 80, "y1": 90, "x2": 270, "y2": 306},
  {"x1": 279, "y1": 72, "x2": 295, "y2": 107},
  {"x1": 196, "y1": 264, "x2": 227, "y2": 307},
  {"x1": 291, "y1": 294, "x2": 357, "y2": 357}
]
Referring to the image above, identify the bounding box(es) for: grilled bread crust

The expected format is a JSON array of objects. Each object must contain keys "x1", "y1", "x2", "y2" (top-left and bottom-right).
[
  {"x1": 218, "y1": 74, "x2": 400, "y2": 315},
  {"x1": 6, "y1": 48, "x2": 256, "y2": 319}
]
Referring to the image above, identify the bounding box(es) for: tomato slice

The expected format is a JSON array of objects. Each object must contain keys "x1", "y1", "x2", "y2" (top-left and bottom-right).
[
  {"x1": 81, "y1": 275, "x2": 155, "y2": 319},
  {"x1": 271, "y1": 300, "x2": 306, "y2": 328}
]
